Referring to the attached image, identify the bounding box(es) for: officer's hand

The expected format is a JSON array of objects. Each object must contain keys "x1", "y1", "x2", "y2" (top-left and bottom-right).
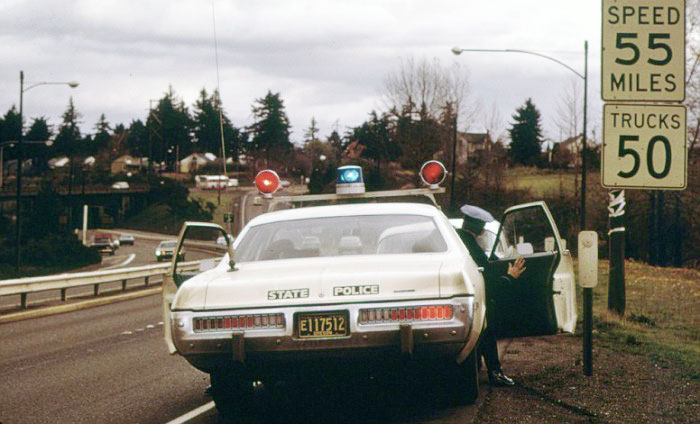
[{"x1": 507, "y1": 257, "x2": 526, "y2": 279}]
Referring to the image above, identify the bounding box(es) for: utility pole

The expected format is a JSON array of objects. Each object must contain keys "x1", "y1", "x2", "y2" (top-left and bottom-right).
[{"x1": 450, "y1": 103, "x2": 458, "y2": 215}]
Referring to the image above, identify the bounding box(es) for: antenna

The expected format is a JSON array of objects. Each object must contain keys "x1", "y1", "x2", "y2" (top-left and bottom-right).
[{"x1": 212, "y1": 0, "x2": 227, "y2": 176}]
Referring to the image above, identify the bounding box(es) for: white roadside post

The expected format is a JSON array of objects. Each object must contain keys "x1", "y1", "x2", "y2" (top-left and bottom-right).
[
  {"x1": 578, "y1": 231, "x2": 599, "y2": 376},
  {"x1": 82, "y1": 205, "x2": 89, "y2": 246}
]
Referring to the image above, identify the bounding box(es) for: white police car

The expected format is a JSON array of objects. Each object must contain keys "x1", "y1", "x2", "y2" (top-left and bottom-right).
[{"x1": 162, "y1": 161, "x2": 576, "y2": 417}]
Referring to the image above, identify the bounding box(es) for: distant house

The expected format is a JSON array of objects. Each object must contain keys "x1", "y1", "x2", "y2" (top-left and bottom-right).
[
  {"x1": 179, "y1": 152, "x2": 216, "y2": 173},
  {"x1": 552, "y1": 135, "x2": 582, "y2": 168},
  {"x1": 455, "y1": 132, "x2": 493, "y2": 165},
  {"x1": 111, "y1": 155, "x2": 143, "y2": 175}
]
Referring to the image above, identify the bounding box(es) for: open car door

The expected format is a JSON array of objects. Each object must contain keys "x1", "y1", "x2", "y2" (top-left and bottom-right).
[
  {"x1": 163, "y1": 221, "x2": 231, "y2": 354},
  {"x1": 487, "y1": 201, "x2": 577, "y2": 338}
]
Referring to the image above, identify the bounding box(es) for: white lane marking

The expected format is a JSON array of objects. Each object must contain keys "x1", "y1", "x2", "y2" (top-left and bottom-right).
[
  {"x1": 121, "y1": 331, "x2": 133, "y2": 335},
  {"x1": 166, "y1": 401, "x2": 216, "y2": 424},
  {"x1": 105, "y1": 253, "x2": 136, "y2": 270},
  {"x1": 146, "y1": 324, "x2": 155, "y2": 329}
]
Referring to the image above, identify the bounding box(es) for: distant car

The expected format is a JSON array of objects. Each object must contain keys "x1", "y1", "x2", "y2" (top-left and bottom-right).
[
  {"x1": 91, "y1": 234, "x2": 117, "y2": 255},
  {"x1": 119, "y1": 234, "x2": 135, "y2": 246},
  {"x1": 226, "y1": 178, "x2": 239, "y2": 187},
  {"x1": 216, "y1": 235, "x2": 234, "y2": 246},
  {"x1": 280, "y1": 179, "x2": 291, "y2": 187},
  {"x1": 112, "y1": 181, "x2": 129, "y2": 190},
  {"x1": 156, "y1": 240, "x2": 184, "y2": 262}
]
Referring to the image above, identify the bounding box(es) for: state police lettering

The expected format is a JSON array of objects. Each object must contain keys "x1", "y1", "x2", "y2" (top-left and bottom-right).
[
  {"x1": 333, "y1": 285, "x2": 379, "y2": 296},
  {"x1": 267, "y1": 289, "x2": 309, "y2": 300}
]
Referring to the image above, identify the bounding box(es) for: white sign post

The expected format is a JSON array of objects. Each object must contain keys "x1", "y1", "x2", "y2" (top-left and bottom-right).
[
  {"x1": 602, "y1": 0, "x2": 685, "y2": 102},
  {"x1": 602, "y1": 103, "x2": 687, "y2": 189}
]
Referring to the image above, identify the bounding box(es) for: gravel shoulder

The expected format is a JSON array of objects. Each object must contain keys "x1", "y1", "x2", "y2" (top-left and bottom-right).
[{"x1": 475, "y1": 334, "x2": 699, "y2": 423}]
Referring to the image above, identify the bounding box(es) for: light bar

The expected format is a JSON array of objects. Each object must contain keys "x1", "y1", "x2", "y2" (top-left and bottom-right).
[
  {"x1": 255, "y1": 170, "x2": 280, "y2": 197},
  {"x1": 193, "y1": 313, "x2": 285, "y2": 332},
  {"x1": 419, "y1": 160, "x2": 447, "y2": 188},
  {"x1": 359, "y1": 305, "x2": 453, "y2": 324},
  {"x1": 336, "y1": 165, "x2": 365, "y2": 194}
]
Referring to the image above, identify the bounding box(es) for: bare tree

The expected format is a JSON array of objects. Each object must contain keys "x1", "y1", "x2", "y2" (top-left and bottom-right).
[
  {"x1": 553, "y1": 76, "x2": 583, "y2": 142},
  {"x1": 382, "y1": 57, "x2": 472, "y2": 122},
  {"x1": 481, "y1": 101, "x2": 505, "y2": 144},
  {"x1": 686, "y1": 0, "x2": 700, "y2": 156}
]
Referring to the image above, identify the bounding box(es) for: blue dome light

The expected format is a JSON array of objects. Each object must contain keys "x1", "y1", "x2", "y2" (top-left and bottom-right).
[{"x1": 340, "y1": 169, "x2": 360, "y2": 183}]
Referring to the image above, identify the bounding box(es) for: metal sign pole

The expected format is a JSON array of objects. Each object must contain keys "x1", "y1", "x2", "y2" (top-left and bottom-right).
[{"x1": 578, "y1": 231, "x2": 598, "y2": 376}]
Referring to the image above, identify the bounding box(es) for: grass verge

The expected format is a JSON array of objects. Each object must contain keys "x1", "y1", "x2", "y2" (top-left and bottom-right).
[{"x1": 585, "y1": 259, "x2": 700, "y2": 379}]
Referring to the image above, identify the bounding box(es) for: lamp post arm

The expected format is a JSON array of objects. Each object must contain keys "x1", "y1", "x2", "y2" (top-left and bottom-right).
[
  {"x1": 452, "y1": 48, "x2": 584, "y2": 80},
  {"x1": 23, "y1": 81, "x2": 79, "y2": 92}
]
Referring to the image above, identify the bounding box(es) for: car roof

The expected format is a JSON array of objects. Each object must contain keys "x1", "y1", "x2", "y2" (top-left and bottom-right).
[{"x1": 247, "y1": 202, "x2": 442, "y2": 227}]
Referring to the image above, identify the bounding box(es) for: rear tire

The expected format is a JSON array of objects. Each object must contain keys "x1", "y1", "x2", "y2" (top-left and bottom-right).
[{"x1": 449, "y1": 348, "x2": 480, "y2": 405}]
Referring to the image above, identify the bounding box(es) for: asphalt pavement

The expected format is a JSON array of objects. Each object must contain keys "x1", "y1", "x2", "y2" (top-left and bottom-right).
[{"x1": 0, "y1": 187, "x2": 491, "y2": 423}]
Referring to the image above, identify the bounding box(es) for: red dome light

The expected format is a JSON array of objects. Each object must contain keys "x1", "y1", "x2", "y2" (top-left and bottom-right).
[
  {"x1": 255, "y1": 170, "x2": 280, "y2": 195},
  {"x1": 420, "y1": 161, "x2": 447, "y2": 186}
]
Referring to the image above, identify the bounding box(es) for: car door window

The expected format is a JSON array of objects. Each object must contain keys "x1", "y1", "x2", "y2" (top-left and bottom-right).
[{"x1": 499, "y1": 206, "x2": 559, "y2": 259}]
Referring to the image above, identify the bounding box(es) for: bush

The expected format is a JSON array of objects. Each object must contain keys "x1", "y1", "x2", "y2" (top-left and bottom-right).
[{"x1": 0, "y1": 232, "x2": 100, "y2": 269}]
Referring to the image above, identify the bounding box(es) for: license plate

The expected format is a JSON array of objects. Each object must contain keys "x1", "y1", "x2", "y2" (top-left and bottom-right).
[{"x1": 297, "y1": 311, "x2": 349, "y2": 338}]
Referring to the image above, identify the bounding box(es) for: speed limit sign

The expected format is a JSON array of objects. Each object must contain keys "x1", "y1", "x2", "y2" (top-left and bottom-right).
[
  {"x1": 602, "y1": 103, "x2": 686, "y2": 189},
  {"x1": 602, "y1": 0, "x2": 685, "y2": 102}
]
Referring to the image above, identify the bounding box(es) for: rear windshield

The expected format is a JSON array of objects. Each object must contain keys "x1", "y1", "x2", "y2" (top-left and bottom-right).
[
  {"x1": 236, "y1": 214, "x2": 447, "y2": 262},
  {"x1": 160, "y1": 241, "x2": 176, "y2": 248}
]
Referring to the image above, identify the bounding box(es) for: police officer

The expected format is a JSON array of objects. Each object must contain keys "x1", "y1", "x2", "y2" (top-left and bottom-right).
[{"x1": 457, "y1": 206, "x2": 525, "y2": 387}]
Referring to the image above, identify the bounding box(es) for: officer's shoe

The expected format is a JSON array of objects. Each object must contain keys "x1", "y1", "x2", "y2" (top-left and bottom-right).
[{"x1": 488, "y1": 370, "x2": 515, "y2": 387}]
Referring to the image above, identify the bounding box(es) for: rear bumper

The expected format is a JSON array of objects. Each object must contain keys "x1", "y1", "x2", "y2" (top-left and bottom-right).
[{"x1": 170, "y1": 296, "x2": 474, "y2": 372}]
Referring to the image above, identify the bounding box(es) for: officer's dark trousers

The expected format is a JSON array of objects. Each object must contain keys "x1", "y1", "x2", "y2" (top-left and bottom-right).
[{"x1": 479, "y1": 326, "x2": 501, "y2": 372}]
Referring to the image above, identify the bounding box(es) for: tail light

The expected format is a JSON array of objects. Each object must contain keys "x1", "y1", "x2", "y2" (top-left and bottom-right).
[
  {"x1": 359, "y1": 305, "x2": 453, "y2": 324},
  {"x1": 193, "y1": 313, "x2": 285, "y2": 332}
]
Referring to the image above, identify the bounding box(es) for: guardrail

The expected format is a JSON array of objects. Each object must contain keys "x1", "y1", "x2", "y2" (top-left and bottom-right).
[{"x1": 0, "y1": 260, "x2": 208, "y2": 310}]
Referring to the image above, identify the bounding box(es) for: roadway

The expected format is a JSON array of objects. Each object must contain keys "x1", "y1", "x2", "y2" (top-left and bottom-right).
[
  {"x1": 0, "y1": 288, "x2": 487, "y2": 424},
  {"x1": 0, "y1": 186, "x2": 490, "y2": 423}
]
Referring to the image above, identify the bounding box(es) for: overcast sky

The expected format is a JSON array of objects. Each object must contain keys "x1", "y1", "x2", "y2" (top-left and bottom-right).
[{"x1": 0, "y1": 0, "x2": 603, "y2": 146}]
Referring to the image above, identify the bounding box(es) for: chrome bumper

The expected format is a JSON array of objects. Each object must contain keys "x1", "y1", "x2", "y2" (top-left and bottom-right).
[{"x1": 171, "y1": 297, "x2": 474, "y2": 371}]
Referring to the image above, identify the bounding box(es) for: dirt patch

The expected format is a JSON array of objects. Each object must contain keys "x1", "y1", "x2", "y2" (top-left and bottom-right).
[{"x1": 476, "y1": 335, "x2": 699, "y2": 423}]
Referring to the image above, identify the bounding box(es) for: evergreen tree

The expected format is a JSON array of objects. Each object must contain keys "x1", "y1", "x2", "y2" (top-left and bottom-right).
[
  {"x1": 149, "y1": 87, "x2": 193, "y2": 170},
  {"x1": 25, "y1": 117, "x2": 51, "y2": 171},
  {"x1": 53, "y1": 98, "x2": 82, "y2": 158},
  {"x1": 192, "y1": 89, "x2": 241, "y2": 163},
  {"x1": 126, "y1": 119, "x2": 148, "y2": 158},
  {"x1": 350, "y1": 111, "x2": 401, "y2": 167},
  {"x1": 303, "y1": 117, "x2": 320, "y2": 144},
  {"x1": 92, "y1": 114, "x2": 111, "y2": 155},
  {"x1": 395, "y1": 102, "x2": 443, "y2": 170},
  {"x1": 1, "y1": 106, "x2": 22, "y2": 149},
  {"x1": 326, "y1": 128, "x2": 343, "y2": 161},
  {"x1": 248, "y1": 91, "x2": 292, "y2": 165},
  {"x1": 508, "y1": 98, "x2": 543, "y2": 165}
]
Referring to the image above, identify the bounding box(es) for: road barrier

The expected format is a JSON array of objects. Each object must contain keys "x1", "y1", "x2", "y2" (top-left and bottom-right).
[{"x1": 0, "y1": 260, "x2": 208, "y2": 310}]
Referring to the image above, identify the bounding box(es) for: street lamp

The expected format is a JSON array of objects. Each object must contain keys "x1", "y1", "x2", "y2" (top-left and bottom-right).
[
  {"x1": 15, "y1": 70, "x2": 78, "y2": 274},
  {"x1": 451, "y1": 43, "x2": 589, "y2": 230}
]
